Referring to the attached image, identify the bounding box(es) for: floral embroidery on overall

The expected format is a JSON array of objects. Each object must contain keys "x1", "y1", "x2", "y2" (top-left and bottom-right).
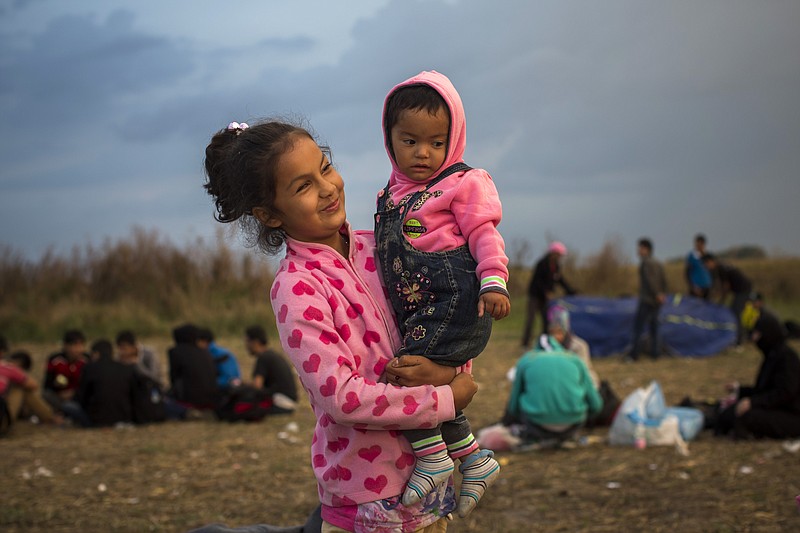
[{"x1": 393, "y1": 261, "x2": 435, "y2": 313}]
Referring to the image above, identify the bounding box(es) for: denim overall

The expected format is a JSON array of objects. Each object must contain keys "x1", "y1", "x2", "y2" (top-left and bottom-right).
[{"x1": 375, "y1": 163, "x2": 493, "y2": 367}]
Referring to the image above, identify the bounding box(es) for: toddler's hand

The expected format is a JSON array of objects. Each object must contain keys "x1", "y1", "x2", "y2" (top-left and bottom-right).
[
  {"x1": 478, "y1": 292, "x2": 511, "y2": 320},
  {"x1": 450, "y1": 372, "x2": 478, "y2": 412}
]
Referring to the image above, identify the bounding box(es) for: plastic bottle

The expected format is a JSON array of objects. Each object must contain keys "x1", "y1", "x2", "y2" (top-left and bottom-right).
[{"x1": 634, "y1": 422, "x2": 647, "y2": 449}]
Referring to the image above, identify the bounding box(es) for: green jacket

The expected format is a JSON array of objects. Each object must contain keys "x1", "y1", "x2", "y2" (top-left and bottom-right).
[{"x1": 507, "y1": 338, "x2": 603, "y2": 426}]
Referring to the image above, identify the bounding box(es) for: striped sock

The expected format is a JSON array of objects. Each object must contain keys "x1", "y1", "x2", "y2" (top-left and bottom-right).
[
  {"x1": 402, "y1": 439, "x2": 455, "y2": 506},
  {"x1": 446, "y1": 433, "x2": 480, "y2": 460},
  {"x1": 457, "y1": 450, "x2": 501, "y2": 518}
]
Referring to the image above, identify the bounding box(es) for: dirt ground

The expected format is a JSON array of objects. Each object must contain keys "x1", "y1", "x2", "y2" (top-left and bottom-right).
[{"x1": 2, "y1": 331, "x2": 799, "y2": 532}]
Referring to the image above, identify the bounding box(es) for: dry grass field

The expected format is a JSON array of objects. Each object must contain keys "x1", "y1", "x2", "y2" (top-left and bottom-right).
[{"x1": 2, "y1": 329, "x2": 799, "y2": 532}]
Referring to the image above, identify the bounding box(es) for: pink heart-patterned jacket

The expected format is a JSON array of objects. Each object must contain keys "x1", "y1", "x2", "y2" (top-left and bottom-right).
[{"x1": 270, "y1": 222, "x2": 459, "y2": 507}]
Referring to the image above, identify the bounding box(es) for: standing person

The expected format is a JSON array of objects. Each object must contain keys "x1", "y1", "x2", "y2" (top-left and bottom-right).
[
  {"x1": 521, "y1": 242, "x2": 575, "y2": 349},
  {"x1": 167, "y1": 324, "x2": 219, "y2": 417},
  {"x1": 244, "y1": 325, "x2": 298, "y2": 413},
  {"x1": 624, "y1": 238, "x2": 667, "y2": 362},
  {"x1": 375, "y1": 70, "x2": 505, "y2": 515},
  {"x1": 43, "y1": 329, "x2": 90, "y2": 416},
  {"x1": 115, "y1": 330, "x2": 162, "y2": 387},
  {"x1": 196, "y1": 327, "x2": 242, "y2": 393},
  {"x1": 204, "y1": 119, "x2": 478, "y2": 532},
  {"x1": 703, "y1": 253, "x2": 753, "y2": 347},
  {"x1": 75, "y1": 339, "x2": 138, "y2": 427},
  {"x1": 685, "y1": 233, "x2": 712, "y2": 299}
]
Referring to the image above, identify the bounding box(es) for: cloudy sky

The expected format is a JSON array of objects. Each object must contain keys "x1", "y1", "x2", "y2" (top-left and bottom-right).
[{"x1": 1, "y1": 0, "x2": 798, "y2": 266}]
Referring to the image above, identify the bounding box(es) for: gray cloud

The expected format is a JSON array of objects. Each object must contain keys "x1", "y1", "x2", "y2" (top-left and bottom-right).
[{"x1": 1, "y1": 0, "x2": 798, "y2": 263}]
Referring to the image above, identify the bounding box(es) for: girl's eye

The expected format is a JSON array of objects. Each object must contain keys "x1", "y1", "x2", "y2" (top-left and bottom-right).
[
  {"x1": 402, "y1": 139, "x2": 415, "y2": 146},
  {"x1": 296, "y1": 181, "x2": 311, "y2": 193},
  {"x1": 432, "y1": 141, "x2": 445, "y2": 148},
  {"x1": 321, "y1": 162, "x2": 332, "y2": 173}
]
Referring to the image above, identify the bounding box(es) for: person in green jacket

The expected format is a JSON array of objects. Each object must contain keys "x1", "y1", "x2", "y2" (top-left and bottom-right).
[{"x1": 504, "y1": 335, "x2": 603, "y2": 447}]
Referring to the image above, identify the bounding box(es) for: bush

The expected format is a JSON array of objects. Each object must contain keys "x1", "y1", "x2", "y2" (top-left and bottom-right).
[{"x1": 0, "y1": 227, "x2": 275, "y2": 342}]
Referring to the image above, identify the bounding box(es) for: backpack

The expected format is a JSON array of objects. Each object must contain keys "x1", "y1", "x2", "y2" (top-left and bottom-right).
[{"x1": 215, "y1": 385, "x2": 273, "y2": 422}]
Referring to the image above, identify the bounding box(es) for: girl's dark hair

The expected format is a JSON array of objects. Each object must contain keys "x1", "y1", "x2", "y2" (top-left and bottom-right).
[
  {"x1": 203, "y1": 120, "x2": 317, "y2": 255},
  {"x1": 384, "y1": 84, "x2": 450, "y2": 159}
]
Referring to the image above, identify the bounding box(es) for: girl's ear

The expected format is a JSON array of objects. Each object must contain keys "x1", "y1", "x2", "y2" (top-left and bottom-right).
[{"x1": 252, "y1": 207, "x2": 281, "y2": 229}]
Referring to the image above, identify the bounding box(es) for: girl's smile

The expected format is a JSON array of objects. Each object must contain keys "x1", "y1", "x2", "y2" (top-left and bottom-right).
[{"x1": 257, "y1": 135, "x2": 347, "y2": 255}]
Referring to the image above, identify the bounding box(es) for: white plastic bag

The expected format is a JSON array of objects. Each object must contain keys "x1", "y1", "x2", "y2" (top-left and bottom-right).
[{"x1": 609, "y1": 381, "x2": 689, "y2": 455}]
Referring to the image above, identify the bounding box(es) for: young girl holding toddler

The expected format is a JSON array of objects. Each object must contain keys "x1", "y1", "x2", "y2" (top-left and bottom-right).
[{"x1": 204, "y1": 119, "x2": 478, "y2": 532}]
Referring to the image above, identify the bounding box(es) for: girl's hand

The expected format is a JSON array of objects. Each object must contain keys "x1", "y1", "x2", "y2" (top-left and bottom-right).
[
  {"x1": 478, "y1": 292, "x2": 511, "y2": 320},
  {"x1": 450, "y1": 373, "x2": 478, "y2": 412},
  {"x1": 386, "y1": 355, "x2": 457, "y2": 387}
]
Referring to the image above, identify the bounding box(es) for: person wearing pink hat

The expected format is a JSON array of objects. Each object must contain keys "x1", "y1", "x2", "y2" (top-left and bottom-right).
[{"x1": 521, "y1": 241, "x2": 576, "y2": 348}]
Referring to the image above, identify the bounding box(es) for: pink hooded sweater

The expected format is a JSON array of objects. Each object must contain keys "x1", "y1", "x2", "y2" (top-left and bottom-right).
[
  {"x1": 270, "y1": 223, "x2": 459, "y2": 507},
  {"x1": 381, "y1": 70, "x2": 509, "y2": 295}
]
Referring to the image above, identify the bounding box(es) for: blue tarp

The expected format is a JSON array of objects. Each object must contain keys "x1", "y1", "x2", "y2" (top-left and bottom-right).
[{"x1": 555, "y1": 295, "x2": 737, "y2": 357}]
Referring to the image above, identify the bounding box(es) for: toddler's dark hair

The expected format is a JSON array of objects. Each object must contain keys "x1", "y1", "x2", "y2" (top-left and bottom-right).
[
  {"x1": 384, "y1": 84, "x2": 450, "y2": 159},
  {"x1": 203, "y1": 119, "x2": 319, "y2": 255}
]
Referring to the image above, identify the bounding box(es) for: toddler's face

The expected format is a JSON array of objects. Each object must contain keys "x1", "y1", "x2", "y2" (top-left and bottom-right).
[{"x1": 390, "y1": 107, "x2": 449, "y2": 182}]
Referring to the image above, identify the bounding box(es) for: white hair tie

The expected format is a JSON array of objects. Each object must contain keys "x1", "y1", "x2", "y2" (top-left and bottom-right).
[{"x1": 226, "y1": 121, "x2": 250, "y2": 134}]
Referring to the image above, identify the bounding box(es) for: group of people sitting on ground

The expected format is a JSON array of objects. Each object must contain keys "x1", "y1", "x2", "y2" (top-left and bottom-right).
[{"x1": 0, "y1": 324, "x2": 298, "y2": 432}]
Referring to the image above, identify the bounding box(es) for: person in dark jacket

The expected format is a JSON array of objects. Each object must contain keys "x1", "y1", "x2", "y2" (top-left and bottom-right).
[
  {"x1": 245, "y1": 325, "x2": 298, "y2": 413},
  {"x1": 75, "y1": 339, "x2": 137, "y2": 427},
  {"x1": 167, "y1": 324, "x2": 219, "y2": 416},
  {"x1": 521, "y1": 241, "x2": 575, "y2": 348},
  {"x1": 625, "y1": 238, "x2": 667, "y2": 361},
  {"x1": 703, "y1": 253, "x2": 753, "y2": 346},
  {"x1": 714, "y1": 310, "x2": 800, "y2": 439}
]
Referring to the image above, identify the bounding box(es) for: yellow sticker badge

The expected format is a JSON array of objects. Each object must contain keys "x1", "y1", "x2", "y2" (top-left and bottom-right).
[{"x1": 402, "y1": 218, "x2": 427, "y2": 239}]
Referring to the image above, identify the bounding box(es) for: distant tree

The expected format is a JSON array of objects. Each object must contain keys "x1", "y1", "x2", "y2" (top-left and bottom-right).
[{"x1": 718, "y1": 245, "x2": 766, "y2": 260}]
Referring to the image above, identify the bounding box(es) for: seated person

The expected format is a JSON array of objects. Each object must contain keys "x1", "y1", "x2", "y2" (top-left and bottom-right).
[
  {"x1": 546, "y1": 305, "x2": 620, "y2": 427},
  {"x1": 43, "y1": 329, "x2": 90, "y2": 420},
  {"x1": 244, "y1": 325, "x2": 298, "y2": 413},
  {"x1": 546, "y1": 306, "x2": 599, "y2": 388},
  {"x1": 167, "y1": 324, "x2": 219, "y2": 416},
  {"x1": 76, "y1": 339, "x2": 138, "y2": 427},
  {"x1": 1, "y1": 350, "x2": 61, "y2": 425},
  {"x1": 504, "y1": 334, "x2": 603, "y2": 448},
  {"x1": 713, "y1": 310, "x2": 800, "y2": 439},
  {"x1": 196, "y1": 327, "x2": 242, "y2": 393},
  {"x1": 116, "y1": 330, "x2": 163, "y2": 387}
]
